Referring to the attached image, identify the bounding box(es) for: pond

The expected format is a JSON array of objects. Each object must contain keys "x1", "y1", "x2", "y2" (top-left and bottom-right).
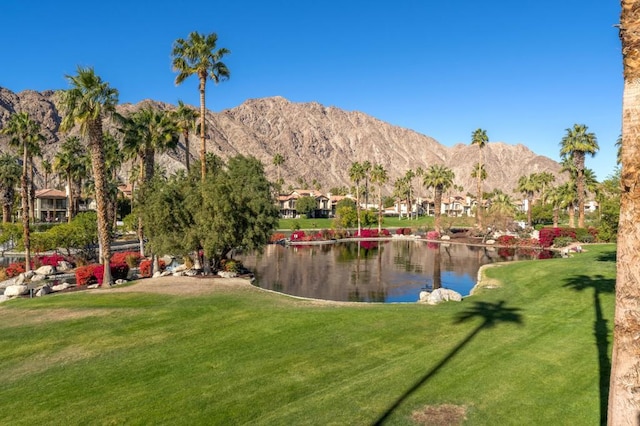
[{"x1": 237, "y1": 240, "x2": 555, "y2": 303}]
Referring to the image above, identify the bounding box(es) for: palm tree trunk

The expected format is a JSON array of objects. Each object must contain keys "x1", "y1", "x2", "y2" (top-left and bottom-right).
[
  {"x1": 21, "y1": 145, "x2": 31, "y2": 270},
  {"x1": 609, "y1": 3, "x2": 640, "y2": 418},
  {"x1": 199, "y1": 77, "x2": 207, "y2": 181},
  {"x1": 576, "y1": 159, "x2": 586, "y2": 228},
  {"x1": 88, "y1": 120, "x2": 112, "y2": 286},
  {"x1": 527, "y1": 193, "x2": 533, "y2": 226},
  {"x1": 434, "y1": 187, "x2": 443, "y2": 233},
  {"x1": 28, "y1": 158, "x2": 35, "y2": 222},
  {"x1": 67, "y1": 171, "x2": 73, "y2": 223},
  {"x1": 356, "y1": 182, "x2": 361, "y2": 234},
  {"x1": 553, "y1": 207, "x2": 559, "y2": 228},
  {"x1": 377, "y1": 186, "x2": 383, "y2": 233},
  {"x1": 568, "y1": 202, "x2": 575, "y2": 228}
]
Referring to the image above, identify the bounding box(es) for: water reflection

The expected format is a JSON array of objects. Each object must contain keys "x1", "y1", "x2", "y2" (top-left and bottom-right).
[{"x1": 238, "y1": 241, "x2": 553, "y2": 303}]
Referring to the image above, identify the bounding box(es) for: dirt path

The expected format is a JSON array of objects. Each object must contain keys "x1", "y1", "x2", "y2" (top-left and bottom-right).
[{"x1": 102, "y1": 276, "x2": 257, "y2": 296}]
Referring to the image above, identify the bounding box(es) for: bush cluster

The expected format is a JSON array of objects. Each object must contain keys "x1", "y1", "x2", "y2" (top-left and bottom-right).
[
  {"x1": 75, "y1": 262, "x2": 130, "y2": 286},
  {"x1": 354, "y1": 229, "x2": 389, "y2": 238},
  {"x1": 426, "y1": 231, "x2": 440, "y2": 240},
  {"x1": 139, "y1": 259, "x2": 166, "y2": 278},
  {"x1": 539, "y1": 227, "x2": 577, "y2": 248},
  {"x1": 111, "y1": 251, "x2": 142, "y2": 269},
  {"x1": 395, "y1": 228, "x2": 412, "y2": 235},
  {"x1": 269, "y1": 233, "x2": 286, "y2": 243}
]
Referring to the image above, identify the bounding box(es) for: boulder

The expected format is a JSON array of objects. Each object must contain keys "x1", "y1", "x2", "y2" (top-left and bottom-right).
[
  {"x1": 35, "y1": 265, "x2": 55, "y2": 275},
  {"x1": 424, "y1": 288, "x2": 463, "y2": 305},
  {"x1": 173, "y1": 271, "x2": 185, "y2": 277},
  {"x1": 35, "y1": 284, "x2": 52, "y2": 297},
  {"x1": 31, "y1": 274, "x2": 46, "y2": 282},
  {"x1": 0, "y1": 277, "x2": 17, "y2": 290},
  {"x1": 0, "y1": 295, "x2": 8, "y2": 303},
  {"x1": 184, "y1": 269, "x2": 199, "y2": 277},
  {"x1": 22, "y1": 271, "x2": 35, "y2": 280},
  {"x1": 114, "y1": 279, "x2": 127, "y2": 285},
  {"x1": 160, "y1": 270, "x2": 172, "y2": 277},
  {"x1": 440, "y1": 235, "x2": 451, "y2": 241},
  {"x1": 173, "y1": 264, "x2": 188, "y2": 273},
  {"x1": 14, "y1": 274, "x2": 26, "y2": 285},
  {"x1": 419, "y1": 291, "x2": 429, "y2": 302},
  {"x1": 485, "y1": 239, "x2": 496, "y2": 245},
  {"x1": 87, "y1": 284, "x2": 100, "y2": 289},
  {"x1": 218, "y1": 271, "x2": 238, "y2": 278},
  {"x1": 57, "y1": 261, "x2": 74, "y2": 272},
  {"x1": 4, "y1": 284, "x2": 28, "y2": 297},
  {"x1": 152, "y1": 271, "x2": 163, "y2": 278},
  {"x1": 51, "y1": 282, "x2": 72, "y2": 292}
]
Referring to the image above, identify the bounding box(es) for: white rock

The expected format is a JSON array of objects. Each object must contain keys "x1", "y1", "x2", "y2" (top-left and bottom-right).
[
  {"x1": 440, "y1": 235, "x2": 451, "y2": 241},
  {"x1": 51, "y1": 283, "x2": 72, "y2": 292},
  {"x1": 31, "y1": 274, "x2": 46, "y2": 282},
  {"x1": 35, "y1": 284, "x2": 52, "y2": 297},
  {"x1": 152, "y1": 271, "x2": 163, "y2": 278},
  {"x1": 87, "y1": 284, "x2": 100, "y2": 289},
  {"x1": 14, "y1": 274, "x2": 26, "y2": 285},
  {"x1": 35, "y1": 265, "x2": 55, "y2": 275},
  {"x1": 173, "y1": 264, "x2": 188, "y2": 273},
  {"x1": 485, "y1": 239, "x2": 496, "y2": 245},
  {"x1": 0, "y1": 277, "x2": 17, "y2": 290},
  {"x1": 419, "y1": 291, "x2": 429, "y2": 302},
  {"x1": 0, "y1": 295, "x2": 8, "y2": 303},
  {"x1": 217, "y1": 271, "x2": 238, "y2": 278},
  {"x1": 160, "y1": 270, "x2": 172, "y2": 277},
  {"x1": 114, "y1": 279, "x2": 127, "y2": 285},
  {"x1": 172, "y1": 271, "x2": 185, "y2": 277},
  {"x1": 4, "y1": 284, "x2": 28, "y2": 297},
  {"x1": 57, "y1": 261, "x2": 74, "y2": 272},
  {"x1": 22, "y1": 271, "x2": 35, "y2": 280},
  {"x1": 426, "y1": 288, "x2": 463, "y2": 305}
]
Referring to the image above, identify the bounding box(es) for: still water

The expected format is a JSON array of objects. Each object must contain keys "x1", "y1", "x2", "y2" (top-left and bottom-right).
[{"x1": 237, "y1": 240, "x2": 553, "y2": 303}]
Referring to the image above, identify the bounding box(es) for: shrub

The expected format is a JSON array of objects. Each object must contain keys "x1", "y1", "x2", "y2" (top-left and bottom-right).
[
  {"x1": 496, "y1": 235, "x2": 517, "y2": 246},
  {"x1": 111, "y1": 251, "x2": 142, "y2": 268},
  {"x1": 396, "y1": 228, "x2": 412, "y2": 235},
  {"x1": 291, "y1": 230, "x2": 306, "y2": 241},
  {"x1": 380, "y1": 229, "x2": 391, "y2": 236},
  {"x1": 139, "y1": 259, "x2": 166, "y2": 277},
  {"x1": 5, "y1": 261, "x2": 25, "y2": 278},
  {"x1": 517, "y1": 238, "x2": 540, "y2": 248},
  {"x1": 38, "y1": 254, "x2": 67, "y2": 267},
  {"x1": 75, "y1": 264, "x2": 98, "y2": 285},
  {"x1": 426, "y1": 231, "x2": 440, "y2": 240},
  {"x1": 221, "y1": 259, "x2": 243, "y2": 273},
  {"x1": 356, "y1": 229, "x2": 379, "y2": 238},
  {"x1": 539, "y1": 227, "x2": 577, "y2": 248},
  {"x1": 553, "y1": 236, "x2": 574, "y2": 248},
  {"x1": 269, "y1": 233, "x2": 286, "y2": 243}
]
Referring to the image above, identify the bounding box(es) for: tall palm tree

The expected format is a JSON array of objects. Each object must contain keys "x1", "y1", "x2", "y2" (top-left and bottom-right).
[
  {"x1": 542, "y1": 185, "x2": 565, "y2": 228},
  {"x1": 361, "y1": 160, "x2": 372, "y2": 208},
  {"x1": 58, "y1": 66, "x2": 119, "y2": 286},
  {"x1": 0, "y1": 152, "x2": 21, "y2": 223},
  {"x1": 173, "y1": 100, "x2": 198, "y2": 172},
  {"x1": 272, "y1": 153, "x2": 285, "y2": 186},
  {"x1": 516, "y1": 173, "x2": 543, "y2": 226},
  {"x1": 41, "y1": 158, "x2": 52, "y2": 189},
  {"x1": 123, "y1": 108, "x2": 179, "y2": 256},
  {"x1": 349, "y1": 161, "x2": 365, "y2": 234},
  {"x1": 369, "y1": 163, "x2": 388, "y2": 233},
  {"x1": 172, "y1": 31, "x2": 230, "y2": 181},
  {"x1": 559, "y1": 124, "x2": 599, "y2": 228},
  {"x1": 423, "y1": 164, "x2": 455, "y2": 233},
  {"x1": 1, "y1": 112, "x2": 43, "y2": 270},
  {"x1": 53, "y1": 136, "x2": 87, "y2": 223},
  {"x1": 487, "y1": 192, "x2": 516, "y2": 230},
  {"x1": 470, "y1": 162, "x2": 487, "y2": 223},
  {"x1": 471, "y1": 128, "x2": 489, "y2": 228},
  {"x1": 404, "y1": 169, "x2": 416, "y2": 220},
  {"x1": 611, "y1": 4, "x2": 640, "y2": 420}
]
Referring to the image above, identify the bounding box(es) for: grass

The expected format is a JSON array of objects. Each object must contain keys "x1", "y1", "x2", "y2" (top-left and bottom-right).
[
  {"x1": 0, "y1": 244, "x2": 616, "y2": 425},
  {"x1": 278, "y1": 215, "x2": 475, "y2": 231}
]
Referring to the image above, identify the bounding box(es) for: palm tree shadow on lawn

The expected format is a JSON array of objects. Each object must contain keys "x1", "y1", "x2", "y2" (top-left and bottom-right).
[
  {"x1": 372, "y1": 300, "x2": 523, "y2": 425},
  {"x1": 563, "y1": 273, "x2": 614, "y2": 426}
]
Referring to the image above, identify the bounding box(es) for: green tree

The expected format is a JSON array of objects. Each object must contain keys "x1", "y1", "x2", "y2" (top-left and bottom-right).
[
  {"x1": 0, "y1": 153, "x2": 21, "y2": 223},
  {"x1": 559, "y1": 124, "x2": 599, "y2": 228},
  {"x1": 58, "y1": 66, "x2": 119, "y2": 285},
  {"x1": 516, "y1": 173, "x2": 543, "y2": 227},
  {"x1": 370, "y1": 163, "x2": 388, "y2": 233},
  {"x1": 470, "y1": 162, "x2": 487, "y2": 224},
  {"x1": 172, "y1": 31, "x2": 230, "y2": 181},
  {"x1": 471, "y1": 128, "x2": 489, "y2": 227},
  {"x1": 296, "y1": 195, "x2": 318, "y2": 218},
  {"x1": 41, "y1": 158, "x2": 52, "y2": 188},
  {"x1": 272, "y1": 153, "x2": 285, "y2": 187},
  {"x1": 1, "y1": 112, "x2": 44, "y2": 270},
  {"x1": 423, "y1": 164, "x2": 455, "y2": 233},
  {"x1": 173, "y1": 100, "x2": 198, "y2": 172},
  {"x1": 53, "y1": 136, "x2": 87, "y2": 223},
  {"x1": 349, "y1": 162, "x2": 366, "y2": 234},
  {"x1": 486, "y1": 192, "x2": 516, "y2": 230}
]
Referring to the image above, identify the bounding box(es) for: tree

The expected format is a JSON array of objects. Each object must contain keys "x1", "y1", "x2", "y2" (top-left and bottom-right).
[
  {"x1": 470, "y1": 162, "x2": 487, "y2": 223},
  {"x1": 296, "y1": 195, "x2": 317, "y2": 218},
  {"x1": 349, "y1": 162, "x2": 365, "y2": 234},
  {"x1": 172, "y1": 31, "x2": 230, "y2": 181},
  {"x1": 361, "y1": 160, "x2": 372, "y2": 208},
  {"x1": 516, "y1": 173, "x2": 543, "y2": 227},
  {"x1": 0, "y1": 153, "x2": 21, "y2": 223},
  {"x1": 609, "y1": 3, "x2": 640, "y2": 420},
  {"x1": 423, "y1": 164, "x2": 455, "y2": 233},
  {"x1": 58, "y1": 66, "x2": 119, "y2": 286},
  {"x1": 53, "y1": 136, "x2": 87, "y2": 223},
  {"x1": 173, "y1": 100, "x2": 198, "y2": 172},
  {"x1": 41, "y1": 158, "x2": 52, "y2": 188},
  {"x1": 1, "y1": 112, "x2": 43, "y2": 270},
  {"x1": 471, "y1": 128, "x2": 489, "y2": 228},
  {"x1": 370, "y1": 163, "x2": 388, "y2": 233},
  {"x1": 486, "y1": 192, "x2": 516, "y2": 231},
  {"x1": 559, "y1": 124, "x2": 599, "y2": 228},
  {"x1": 272, "y1": 153, "x2": 285, "y2": 187}
]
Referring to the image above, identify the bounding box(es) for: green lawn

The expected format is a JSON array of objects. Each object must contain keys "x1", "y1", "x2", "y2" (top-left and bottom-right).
[
  {"x1": 277, "y1": 215, "x2": 475, "y2": 230},
  {"x1": 0, "y1": 244, "x2": 616, "y2": 425}
]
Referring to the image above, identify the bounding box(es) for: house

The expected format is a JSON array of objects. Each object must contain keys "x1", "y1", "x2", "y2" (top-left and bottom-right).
[
  {"x1": 35, "y1": 189, "x2": 67, "y2": 222},
  {"x1": 278, "y1": 189, "x2": 332, "y2": 218}
]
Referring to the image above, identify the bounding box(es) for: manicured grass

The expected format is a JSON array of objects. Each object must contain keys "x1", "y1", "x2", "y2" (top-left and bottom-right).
[
  {"x1": 0, "y1": 244, "x2": 616, "y2": 424},
  {"x1": 278, "y1": 215, "x2": 474, "y2": 230}
]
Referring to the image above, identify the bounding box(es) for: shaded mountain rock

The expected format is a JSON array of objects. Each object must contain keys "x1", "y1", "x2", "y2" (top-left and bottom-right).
[{"x1": 0, "y1": 87, "x2": 564, "y2": 196}]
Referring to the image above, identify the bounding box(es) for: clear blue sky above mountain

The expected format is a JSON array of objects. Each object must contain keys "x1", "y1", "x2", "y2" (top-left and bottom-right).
[{"x1": 2, "y1": 0, "x2": 621, "y2": 181}]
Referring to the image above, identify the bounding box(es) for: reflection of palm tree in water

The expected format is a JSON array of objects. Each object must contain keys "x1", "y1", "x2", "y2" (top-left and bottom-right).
[
  {"x1": 373, "y1": 300, "x2": 523, "y2": 425},
  {"x1": 433, "y1": 245, "x2": 442, "y2": 290}
]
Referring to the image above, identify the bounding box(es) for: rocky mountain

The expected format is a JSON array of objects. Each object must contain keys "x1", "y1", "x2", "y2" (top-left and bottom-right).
[{"x1": 0, "y1": 87, "x2": 563, "y2": 197}]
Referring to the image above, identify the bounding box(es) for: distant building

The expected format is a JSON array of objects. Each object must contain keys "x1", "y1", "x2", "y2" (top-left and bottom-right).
[{"x1": 34, "y1": 189, "x2": 67, "y2": 222}]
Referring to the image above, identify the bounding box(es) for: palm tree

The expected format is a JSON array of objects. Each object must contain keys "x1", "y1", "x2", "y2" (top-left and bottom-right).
[
  {"x1": 423, "y1": 164, "x2": 455, "y2": 233},
  {"x1": 58, "y1": 66, "x2": 119, "y2": 286},
  {"x1": 172, "y1": 31, "x2": 230, "y2": 181},
  {"x1": 542, "y1": 185, "x2": 565, "y2": 228},
  {"x1": 516, "y1": 173, "x2": 543, "y2": 226},
  {"x1": 362, "y1": 160, "x2": 372, "y2": 208},
  {"x1": 0, "y1": 153, "x2": 21, "y2": 223},
  {"x1": 123, "y1": 108, "x2": 179, "y2": 256},
  {"x1": 349, "y1": 161, "x2": 365, "y2": 234},
  {"x1": 173, "y1": 100, "x2": 198, "y2": 172},
  {"x1": 370, "y1": 163, "x2": 388, "y2": 233},
  {"x1": 41, "y1": 158, "x2": 52, "y2": 188},
  {"x1": 272, "y1": 153, "x2": 285, "y2": 186},
  {"x1": 487, "y1": 192, "x2": 516, "y2": 230},
  {"x1": 53, "y1": 136, "x2": 86, "y2": 223},
  {"x1": 470, "y1": 163, "x2": 487, "y2": 223},
  {"x1": 404, "y1": 169, "x2": 416, "y2": 220},
  {"x1": 559, "y1": 124, "x2": 599, "y2": 228},
  {"x1": 611, "y1": 4, "x2": 640, "y2": 420},
  {"x1": 471, "y1": 128, "x2": 489, "y2": 228},
  {"x1": 1, "y1": 112, "x2": 43, "y2": 270}
]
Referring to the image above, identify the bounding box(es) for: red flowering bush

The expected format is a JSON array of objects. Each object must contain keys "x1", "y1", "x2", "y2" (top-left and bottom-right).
[
  {"x1": 75, "y1": 263, "x2": 130, "y2": 286},
  {"x1": 38, "y1": 254, "x2": 66, "y2": 267},
  {"x1": 426, "y1": 231, "x2": 440, "y2": 240},
  {"x1": 5, "y1": 261, "x2": 25, "y2": 278},
  {"x1": 517, "y1": 238, "x2": 540, "y2": 248},
  {"x1": 380, "y1": 229, "x2": 391, "y2": 236},
  {"x1": 356, "y1": 229, "x2": 379, "y2": 238},
  {"x1": 396, "y1": 228, "x2": 412, "y2": 235},
  {"x1": 539, "y1": 227, "x2": 577, "y2": 248},
  {"x1": 269, "y1": 233, "x2": 286, "y2": 243},
  {"x1": 111, "y1": 251, "x2": 142, "y2": 268},
  {"x1": 139, "y1": 259, "x2": 166, "y2": 278},
  {"x1": 291, "y1": 231, "x2": 306, "y2": 241},
  {"x1": 75, "y1": 264, "x2": 97, "y2": 285},
  {"x1": 496, "y1": 235, "x2": 517, "y2": 246}
]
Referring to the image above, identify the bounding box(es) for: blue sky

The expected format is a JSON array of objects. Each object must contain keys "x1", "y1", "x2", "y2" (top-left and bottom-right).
[{"x1": 2, "y1": 1, "x2": 621, "y2": 181}]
